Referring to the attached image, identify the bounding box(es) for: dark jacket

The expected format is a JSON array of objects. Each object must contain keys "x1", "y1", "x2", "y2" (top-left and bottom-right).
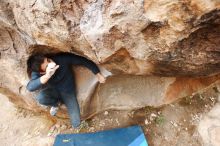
[{"x1": 26, "y1": 53, "x2": 100, "y2": 93}]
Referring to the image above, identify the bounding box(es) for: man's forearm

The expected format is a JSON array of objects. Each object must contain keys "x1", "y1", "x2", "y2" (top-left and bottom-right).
[
  {"x1": 66, "y1": 54, "x2": 100, "y2": 74},
  {"x1": 40, "y1": 64, "x2": 59, "y2": 84},
  {"x1": 40, "y1": 74, "x2": 51, "y2": 84}
]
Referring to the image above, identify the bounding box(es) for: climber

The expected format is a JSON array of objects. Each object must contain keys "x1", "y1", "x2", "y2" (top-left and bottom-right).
[{"x1": 26, "y1": 52, "x2": 106, "y2": 128}]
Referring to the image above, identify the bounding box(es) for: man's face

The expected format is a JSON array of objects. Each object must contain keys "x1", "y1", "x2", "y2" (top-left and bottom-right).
[{"x1": 40, "y1": 58, "x2": 54, "y2": 73}]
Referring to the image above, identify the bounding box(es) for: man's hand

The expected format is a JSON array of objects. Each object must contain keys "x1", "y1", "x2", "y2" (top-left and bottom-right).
[
  {"x1": 40, "y1": 63, "x2": 59, "y2": 84},
  {"x1": 45, "y1": 63, "x2": 59, "y2": 78},
  {"x1": 96, "y1": 73, "x2": 106, "y2": 83}
]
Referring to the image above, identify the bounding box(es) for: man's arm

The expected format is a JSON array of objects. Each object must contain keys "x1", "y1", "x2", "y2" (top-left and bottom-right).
[
  {"x1": 26, "y1": 72, "x2": 44, "y2": 92},
  {"x1": 63, "y1": 53, "x2": 100, "y2": 74},
  {"x1": 26, "y1": 65, "x2": 59, "y2": 92},
  {"x1": 61, "y1": 53, "x2": 106, "y2": 83},
  {"x1": 40, "y1": 64, "x2": 59, "y2": 84}
]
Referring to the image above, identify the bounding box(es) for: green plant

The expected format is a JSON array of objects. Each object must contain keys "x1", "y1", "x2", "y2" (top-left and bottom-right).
[{"x1": 155, "y1": 115, "x2": 165, "y2": 126}]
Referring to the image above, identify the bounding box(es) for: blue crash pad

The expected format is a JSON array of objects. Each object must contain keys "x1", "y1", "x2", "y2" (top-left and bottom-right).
[{"x1": 53, "y1": 125, "x2": 148, "y2": 146}]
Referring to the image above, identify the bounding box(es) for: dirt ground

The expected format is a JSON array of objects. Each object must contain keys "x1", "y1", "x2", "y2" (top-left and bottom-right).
[{"x1": 0, "y1": 86, "x2": 219, "y2": 146}]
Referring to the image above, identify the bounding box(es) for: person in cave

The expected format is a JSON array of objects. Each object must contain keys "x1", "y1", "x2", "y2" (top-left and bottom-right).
[{"x1": 26, "y1": 52, "x2": 106, "y2": 128}]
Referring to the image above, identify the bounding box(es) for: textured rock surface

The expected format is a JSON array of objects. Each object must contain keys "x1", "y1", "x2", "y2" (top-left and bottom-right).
[
  {"x1": 0, "y1": 93, "x2": 54, "y2": 146},
  {"x1": 78, "y1": 71, "x2": 220, "y2": 118},
  {"x1": 198, "y1": 87, "x2": 220, "y2": 146},
  {"x1": 0, "y1": 0, "x2": 220, "y2": 118}
]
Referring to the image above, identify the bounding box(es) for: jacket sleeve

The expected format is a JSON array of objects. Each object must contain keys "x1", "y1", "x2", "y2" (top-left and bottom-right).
[
  {"x1": 62, "y1": 53, "x2": 100, "y2": 74},
  {"x1": 26, "y1": 72, "x2": 43, "y2": 92}
]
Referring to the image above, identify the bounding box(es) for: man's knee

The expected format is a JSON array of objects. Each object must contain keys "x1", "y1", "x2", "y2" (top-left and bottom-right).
[
  {"x1": 36, "y1": 88, "x2": 60, "y2": 106},
  {"x1": 36, "y1": 93, "x2": 48, "y2": 105}
]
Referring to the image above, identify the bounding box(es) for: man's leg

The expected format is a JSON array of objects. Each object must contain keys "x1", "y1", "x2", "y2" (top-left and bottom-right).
[
  {"x1": 60, "y1": 91, "x2": 81, "y2": 128},
  {"x1": 36, "y1": 88, "x2": 60, "y2": 107}
]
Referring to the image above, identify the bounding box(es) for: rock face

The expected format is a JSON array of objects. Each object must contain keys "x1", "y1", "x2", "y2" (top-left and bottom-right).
[
  {"x1": 0, "y1": 93, "x2": 54, "y2": 146},
  {"x1": 198, "y1": 86, "x2": 220, "y2": 146},
  {"x1": 0, "y1": 0, "x2": 220, "y2": 117}
]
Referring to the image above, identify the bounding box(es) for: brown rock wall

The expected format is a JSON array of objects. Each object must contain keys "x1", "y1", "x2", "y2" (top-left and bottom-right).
[{"x1": 0, "y1": 0, "x2": 219, "y2": 118}]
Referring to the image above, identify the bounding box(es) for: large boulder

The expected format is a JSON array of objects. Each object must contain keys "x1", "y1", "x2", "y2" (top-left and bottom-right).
[{"x1": 0, "y1": 0, "x2": 219, "y2": 118}]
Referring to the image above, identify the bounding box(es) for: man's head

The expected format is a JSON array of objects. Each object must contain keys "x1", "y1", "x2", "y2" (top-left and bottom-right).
[{"x1": 27, "y1": 54, "x2": 54, "y2": 76}]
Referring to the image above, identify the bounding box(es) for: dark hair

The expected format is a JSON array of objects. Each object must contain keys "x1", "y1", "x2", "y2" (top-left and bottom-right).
[{"x1": 27, "y1": 54, "x2": 46, "y2": 78}]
